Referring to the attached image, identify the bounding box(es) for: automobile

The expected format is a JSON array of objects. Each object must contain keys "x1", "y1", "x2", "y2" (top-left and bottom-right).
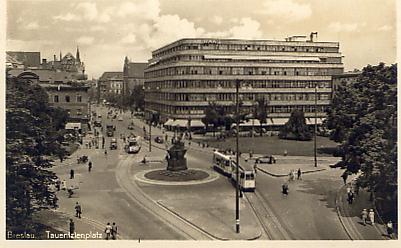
[
  {"x1": 94, "y1": 121, "x2": 102, "y2": 127},
  {"x1": 110, "y1": 138, "x2": 118, "y2": 150},
  {"x1": 118, "y1": 116, "x2": 123, "y2": 121},
  {"x1": 255, "y1": 155, "x2": 276, "y2": 164},
  {"x1": 128, "y1": 124, "x2": 135, "y2": 130},
  {"x1": 106, "y1": 125, "x2": 114, "y2": 137},
  {"x1": 97, "y1": 114, "x2": 102, "y2": 119},
  {"x1": 154, "y1": 136, "x2": 164, "y2": 144}
]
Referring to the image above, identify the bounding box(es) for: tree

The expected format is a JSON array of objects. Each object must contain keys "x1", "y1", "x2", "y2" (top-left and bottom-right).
[
  {"x1": 129, "y1": 85, "x2": 145, "y2": 111},
  {"x1": 326, "y1": 63, "x2": 397, "y2": 220},
  {"x1": 6, "y1": 76, "x2": 68, "y2": 235},
  {"x1": 202, "y1": 102, "x2": 219, "y2": 136},
  {"x1": 279, "y1": 109, "x2": 312, "y2": 141},
  {"x1": 255, "y1": 97, "x2": 268, "y2": 136}
]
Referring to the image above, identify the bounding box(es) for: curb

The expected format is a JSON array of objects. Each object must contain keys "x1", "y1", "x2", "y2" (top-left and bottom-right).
[
  {"x1": 257, "y1": 167, "x2": 326, "y2": 177},
  {"x1": 157, "y1": 201, "x2": 262, "y2": 241}
]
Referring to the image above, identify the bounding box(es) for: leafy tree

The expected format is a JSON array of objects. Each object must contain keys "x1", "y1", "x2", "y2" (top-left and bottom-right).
[
  {"x1": 326, "y1": 63, "x2": 397, "y2": 220},
  {"x1": 129, "y1": 85, "x2": 145, "y2": 111},
  {"x1": 279, "y1": 109, "x2": 312, "y2": 141},
  {"x1": 6, "y1": 76, "x2": 68, "y2": 235},
  {"x1": 255, "y1": 97, "x2": 269, "y2": 136},
  {"x1": 202, "y1": 102, "x2": 219, "y2": 136}
]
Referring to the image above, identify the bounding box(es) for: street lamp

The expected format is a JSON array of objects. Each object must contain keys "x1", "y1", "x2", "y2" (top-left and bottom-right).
[
  {"x1": 314, "y1": 84, "x2": 318, "y2": 167},
  {"x1": 235, "y1": 79, "x2": 240, "y2": 233}
]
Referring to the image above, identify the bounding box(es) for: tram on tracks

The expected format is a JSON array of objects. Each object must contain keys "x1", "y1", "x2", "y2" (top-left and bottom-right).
[{"x1": 212, "y1": 150, "x2": 255, "y2": 191}]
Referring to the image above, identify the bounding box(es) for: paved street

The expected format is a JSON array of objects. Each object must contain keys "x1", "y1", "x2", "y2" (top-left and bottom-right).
[{"x1": 42, "y1": 104, "x2": 387, "y2": 240}]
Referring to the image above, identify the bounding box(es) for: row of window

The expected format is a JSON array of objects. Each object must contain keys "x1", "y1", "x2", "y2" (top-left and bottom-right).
[
  {"x1": 147, "y1": 93, "x2": 331, "y2": 102},
  {"x1": 145, "y1": 66, "x2": 343, "y2": 78},
  {"x1": 53, "y1": 94, "x2": 83, "y2": 103},
  {"x1": 145, "y1": 80, "x2": 332, "y2": 89},
  {"x1": 147, "y1": 103, "x2": 328, "y2": 115},
  {"x1": 153, "y1": 55, "x2": 341, "y2": 67},
  {"x1": 154, "y1": 43, "x2": 339, "y2": 58}
]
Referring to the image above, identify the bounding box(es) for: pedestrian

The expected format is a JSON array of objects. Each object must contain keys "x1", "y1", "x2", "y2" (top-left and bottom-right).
[
  {"x1": 61, "y1": 179, "x2": 67, "y2": 190},
  {"x1": 104, "y1": 222, "x2": 112, "y2": 240},
  {"x1": 254, "y1": 164, "x2": 257, "y2": 174},
  {"x1": 347, "y1": 191, "x2": 354, "y2": 204},
  {"x1": 111, "y1": 222, "x2": 118, "y2": 240},
  {"x1": 69, "y1": 219, "x2": 75, "y2": 235},
  {"x1": 386, "y1": 221, "x2": 394, "y2": 239},
  {"x1": 346, "y1": 186, "x2": 351, "y2": 194},
  {"x1": 361, "y1": 209, "x2": 368, "y2": 225},
  {"x1": 249, "y1": 150, "x2": 253, "y2": 158},
  {"x1": 289, "y1": 170, "x2": 294, "y2": 181},
  {"x1": 88, "y1": 161, "x2": 92, "y2": 172},
  {"x1": 284, "y1": 149, "x2": 288, "y2": 156},
  {"x1": 56, "y1": 179, "x2": 61, "y2": 191},
  {"x1": 75, "y1": 202, "x2": 82, "y2": 218},
  {"x1": 282, "y1": 183, "x2": 289, "y2": 196},
  {"x1": 70, "y1": 169, "x2": 74, "y2": 179},
  {"x1": 104, "y1": 149, "x2": 108, "y2": 156},
  {"x1": 368, "y1": 209, "x2": 375, "y2": 225},
  {"x1": 297, "y1": 168, "x2": 302, "y2": 180}
]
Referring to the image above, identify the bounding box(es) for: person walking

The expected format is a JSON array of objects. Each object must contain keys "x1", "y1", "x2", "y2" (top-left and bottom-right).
[
  {"x1": 69, "y1": 219, "x2": 75, "y2": 236},
  {"x1": 70, "y1": 169, "x2": 75, "y2": 179},
  {"x1": 386, "y1": 220, "x2": 394, "y2": 239},
  {"x1": 61, "y1": 180, "x2": 67, "y2": 190},
  {"x1": 75, "y1": 202, "x2": 82, "y2": 218},
  {"x1": 104, "y1": 223, "x2": 112, "y2": 240},
  {"x1": 361, "y1": 209, "x2": 368, "y2": 225},
  {"x1": 88, "y1": 161, "x2": 92, "y2": 172},
  {"x1": 347, "y1": 191, "x2": 354, "y2": 204},
  {"x1": 368, "y1": 209, "x2": 375, "y2": 225},
  {"x1": 282, "y1": 183, "x2": 289, "y2": 196},
  {"x1": 111, "y1": 222, "x2": 118, "y2": 240},
  {"x1": 297, "y1": 168, "x2": 302, "y2": 180},
  {"x1": 341, "y1": 171, "x2": 348, "y2": 185},
  {"x1": 104, "y1": 149, "x2": 108, "y2": 156},
  {"x1": 56, "y1": 179, "x2": 61, "y2": 191}
]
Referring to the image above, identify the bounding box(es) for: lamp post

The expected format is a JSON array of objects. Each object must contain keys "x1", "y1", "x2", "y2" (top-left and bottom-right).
[
  {"x1": 235, "y1": 79, "x2": 240, "y2": 233},
  {"x1": 314, "y1": 84, "x2": 318, "y2": 167}
]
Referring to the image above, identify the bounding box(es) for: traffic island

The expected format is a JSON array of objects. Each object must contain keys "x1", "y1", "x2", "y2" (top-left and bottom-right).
[{"x1": 145, "y1": 169, "x2": 209, "y2": 182}]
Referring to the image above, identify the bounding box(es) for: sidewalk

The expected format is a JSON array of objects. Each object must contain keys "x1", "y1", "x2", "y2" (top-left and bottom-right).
[
  {"x1": 33, "y1": 209, "x2": 106, "y2": 240},
  {"x1": 335, "y1": 183, "x2": 391, "y2": 240}
]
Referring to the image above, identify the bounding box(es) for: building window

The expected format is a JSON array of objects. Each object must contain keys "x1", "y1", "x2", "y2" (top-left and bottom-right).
[
  {"x1": 65, "y1": 95, "x2": 70, "y2": 102},
  {"x1": 76, "y1": 95, "x2": 82, "y2": 102},
  {"x1": 54, "y1": 95, "x2": 59, "y2": 102}
]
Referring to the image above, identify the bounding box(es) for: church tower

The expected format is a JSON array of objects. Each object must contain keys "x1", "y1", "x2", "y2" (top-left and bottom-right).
[{"x1": 76, "y1": 46, "x2": 81, "y2": 63}]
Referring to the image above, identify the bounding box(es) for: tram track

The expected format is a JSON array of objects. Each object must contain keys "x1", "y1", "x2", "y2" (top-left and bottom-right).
[{"x1": 245, "y1": 190, "x2": 293, "y2": 240}]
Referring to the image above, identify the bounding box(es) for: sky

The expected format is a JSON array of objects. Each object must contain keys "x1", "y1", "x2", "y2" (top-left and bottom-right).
[{"x1": 5, "y1": 0, "x2": 398, "y2": 78}]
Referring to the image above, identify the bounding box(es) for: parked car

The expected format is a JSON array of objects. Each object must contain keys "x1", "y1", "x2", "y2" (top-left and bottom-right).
[
  {"x1": 154, "y1": 136, "x2": 164, "y2": 144},
  {"x1": 110, "y1": 138, "x2": 118, "y2": 150},
  {"x1": 94, "y1": 121, "x2": 102, "y2": 127},
  {"x1": 255, "y1": 155, "x2": 276, "y2": 164}
]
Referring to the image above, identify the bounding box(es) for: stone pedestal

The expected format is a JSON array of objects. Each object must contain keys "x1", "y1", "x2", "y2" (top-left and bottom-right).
[{"x1": 166, "y1": 140, "x2": 187, "y2": 171}]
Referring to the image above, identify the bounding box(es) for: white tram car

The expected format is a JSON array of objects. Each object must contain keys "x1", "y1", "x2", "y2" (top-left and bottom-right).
[{"x1": 212, "y1": 150, "x2": 255, "y2": 191}]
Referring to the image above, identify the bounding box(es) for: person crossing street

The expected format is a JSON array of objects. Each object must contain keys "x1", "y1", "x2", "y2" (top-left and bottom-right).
[{"x1": 75, "y1": 202, "x2": 82, "y2": 218}]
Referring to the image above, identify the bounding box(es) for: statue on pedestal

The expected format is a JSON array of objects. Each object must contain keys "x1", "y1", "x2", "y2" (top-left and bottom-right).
[{"x1": 166, "y1": 137, "x2": 187, "y2": 171}]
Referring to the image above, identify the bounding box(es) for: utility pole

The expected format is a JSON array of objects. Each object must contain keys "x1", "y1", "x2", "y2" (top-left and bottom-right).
[
  {"x1": 235, "y1": 79, "x2": 240, "y2": 233},
  {"x1": 314, "y1": 85, "x2": 318, "y2": 167}
]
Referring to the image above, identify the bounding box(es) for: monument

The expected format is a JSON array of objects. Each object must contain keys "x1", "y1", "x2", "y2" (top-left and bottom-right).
[{"x1": 166, "y1": 138, "x2": 187, "y2": 171}]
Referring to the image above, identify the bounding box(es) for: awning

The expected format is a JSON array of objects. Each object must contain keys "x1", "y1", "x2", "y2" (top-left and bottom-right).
[
  {"x1": 306, "y1": 117, "x2": 325, "y2": 125},
  {"x1": 270, "y1": 118, "x2": 289, "y2": 126},
  {"x1": 65, "y1": 122, "x2": 81, "y2": 130},
  {"x1": 189, "y1": 120, "x2": 205, "y2": 128},
  {"x1": 172, "y1": 119, "x2": 188, "y2": 127},
  {"x1": 163, "y1": 119, "x2": 174, "y2": 126}
]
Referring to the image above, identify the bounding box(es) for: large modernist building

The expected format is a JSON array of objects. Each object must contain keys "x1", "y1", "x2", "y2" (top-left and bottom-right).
[{"x1": 144, "y1": 35, "x2": 344, "y2": 128}]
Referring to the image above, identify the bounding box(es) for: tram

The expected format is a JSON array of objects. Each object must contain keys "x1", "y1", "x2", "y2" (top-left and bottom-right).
[{"x1": 212, "y1": 150, "x2": 255, "y2": 191}]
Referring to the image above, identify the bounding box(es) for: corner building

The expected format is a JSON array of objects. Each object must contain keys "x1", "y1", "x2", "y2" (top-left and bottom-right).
[{"x1": 144, "y1": 37, "x2": 343, "y2": 127}]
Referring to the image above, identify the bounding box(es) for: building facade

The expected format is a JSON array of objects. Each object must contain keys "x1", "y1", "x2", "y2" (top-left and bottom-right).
[
  {"x1": 42, "y1": 83, "x2": 90, "y2": 131},
  {"x1": 144, "y1": 36, "x2": 344, "y2": 126}
]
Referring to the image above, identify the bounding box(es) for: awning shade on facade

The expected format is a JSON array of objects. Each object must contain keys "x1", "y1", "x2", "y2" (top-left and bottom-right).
[
  {"x1": 189, "y1": 120, "x2": 205, "y2": 127},
  {"x1": 164, "y1": 119, "x2": 174, "y2": 126},
  {"x1": 65, "y1": 122, "x2": 81, "y2": 130},
  {"x1": 270, "y1": 118, "x2": 289, "y2": 126},
  {"x1": 306, "y1": 118, "x2": 325, "y2": 125}
]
